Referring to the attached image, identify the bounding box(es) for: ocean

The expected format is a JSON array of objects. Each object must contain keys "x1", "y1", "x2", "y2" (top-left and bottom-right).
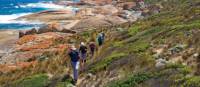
[{"x1": 0, "y1": 0, "x2": 68, "y2": 30}]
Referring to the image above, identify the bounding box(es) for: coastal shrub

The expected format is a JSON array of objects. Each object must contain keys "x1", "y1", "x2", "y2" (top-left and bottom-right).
[
  {"x1": 107, "y1": 63, "x2": 193, "y2": 87},
  {"x1": 12, "y1": 74, "x2": 48, "y2": 87},
  {"x1": 127, "y1": 40, "x2": 150, "y2": 53},
  {"x1": 141, "y1": 27, "x2": 163, "y2": 37},
  {"x1": 181, "y1": 76, "x2": 200, "y2": 87},
  {"x1": 80, "y1": 31, "x2": 91, "y2": 41},
  {"x1": 181, "y1": 67, "x2": 192, "y2": 76},
  {"x1": 56, "y1": 78, "x2": 74, "y2": 87},
  {"x1": 113, "y1": 41, "x2": 124, "y2": 48},
  {"x1": 171, "y1": 22, "x2": 200, "y2": 30},
  {"x1": 165, "y1": 63, "x2": 186, "y2": 69},
  {"x1": 56, "y1": 82, "x2": 74, "y2": 87},
  {"x1": 128, "y1": 26, "x2": 140, "y2": 36},
  {"x1": 107, "y1": 73, "x2": 153, "y2": 87},
  {"x1": 163, "y1": 63, "x2": 192, "y2": 77},
  {"x1": 89, "y1": 52, "x2": 128, "y2": 73},
  {"x1": 159, "y1": 16, "x2": 184, "y2": 26},
  {"x1": 137, "y1": 52, "x2": 155, "y2": 67}
]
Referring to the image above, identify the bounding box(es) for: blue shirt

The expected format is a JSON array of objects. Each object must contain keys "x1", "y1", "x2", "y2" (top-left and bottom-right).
[{"x1": 68, "y1": 50, "x2": 80, "y2": 62}]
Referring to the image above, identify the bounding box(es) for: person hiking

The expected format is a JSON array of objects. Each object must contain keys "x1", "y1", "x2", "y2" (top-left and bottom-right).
[
  {"x1": 68, "y1": 45, "x2": 80, "y2": 85},
  {"x1": 79, "y1": 42, "x2": 87, "y2": 68},
  {"x1": 97, "y1": 32, "x2": 105, "y2": 46},
  {"x1": 101, "y1": 32, "x2": 105, "y2": 42},
  {"x1": 89, "y1": 41, "x2": 96, "y2": 57},
  {"x1": 137, "y1": 0, "x2": 145, "y2": 8}
]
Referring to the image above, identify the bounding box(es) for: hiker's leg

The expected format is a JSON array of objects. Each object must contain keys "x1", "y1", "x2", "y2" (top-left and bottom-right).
[
  {"x1": 90, "y1": 48, "x2": 93, "y2": 56},
  {"x1": 71, "y1": 62, "x2": 76, "y2": 80},
  {"x1": 81, "y1": 53, "x2": 85, "y2": 68},
  {"x1": 99, "y1": 42, "x2": 102, "y2": 46},
  {"x1": 83, "y1": 53, "x2": 87, "y2": 63},
  {"x1": 90, "y1": 48, "x2": 94, "y2": 57},
  {"x1": 72, "y1": 62, "x2": 79, "y2": 81},
  {"x1": 98, "y1": 40, "x2": 102, "y2": 46},
  {"x1": 74, "y1": 62, "x2": 79, "y2": 81}
]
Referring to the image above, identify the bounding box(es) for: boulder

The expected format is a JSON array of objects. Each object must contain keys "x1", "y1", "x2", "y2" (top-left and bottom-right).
[
  {"x1": 169, "y1": 44, "x2": 187, "y2": 54},
  {"x1": 122, "y1": 2, "x2": 136, "y2": 10},
  {"x1": 83, "y1": 0, "x2": 113, "y2": 5},
  {"x1": 19, "y1": 30, "x2": 26, "y2": 38},
  {"x1": 38, "y1": 23, "x2": 61, "y2": 33},
  {"x1": 19, "y1": 22, "x2": 76, "y2": 37},
  {"x1": 71, "y1": 15, "x2": 127, "y2": 31},
  {"x1": 94, "y1": 5, "x2": 119, "y2": 15},
  {"x1": 155, "y1": 58, "x2": 167, "y2": 68},
  {"x1": 19, "y1": 28, "x2": 37, "y2": 38}
]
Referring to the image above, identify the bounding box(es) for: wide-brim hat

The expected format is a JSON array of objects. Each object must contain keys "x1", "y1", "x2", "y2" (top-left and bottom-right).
[
  {"x1": 81, "y1": 42, "x2": 85, "y2": 46},
  {"x1": 71, "y1": 45, "x2": 76, "y2": 50}
]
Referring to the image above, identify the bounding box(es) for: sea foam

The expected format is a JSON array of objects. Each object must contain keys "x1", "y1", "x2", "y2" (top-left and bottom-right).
[
  {"x1": 0, "y1": 13, "x2": 42, "y2": 24},
  {"x1": 19, "y1": 2, "x2": 66, "y2": 9},
  {"x1": 0, "y1": 1, "x2": 68, "y2": 29}
]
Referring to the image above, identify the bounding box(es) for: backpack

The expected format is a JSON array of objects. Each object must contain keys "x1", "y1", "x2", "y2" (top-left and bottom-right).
[
  {"x1": 89, "y1": 43, "x2": 96, "y2": 49},
  {"x1": 68, "y1": 50, "x2": 80, "y2": 62},
  {"x1": 80, "y1": 46, "x2": 87, "y2": 53}
]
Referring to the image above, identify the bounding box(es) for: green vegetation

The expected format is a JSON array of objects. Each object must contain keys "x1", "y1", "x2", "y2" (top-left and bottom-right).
[
  {"x1": 56, "y1": 81, "x2": 74, "y2": 87},
  {"x1": 107, "y1": 62, "x2": 193, "y2": 87},
  {"x1": 108, "y1": 73, "x2": 152, "y2": 87},
  {"x1": 89, "y1": 52, "x2": 128, "y2": 73},
  {"x1": 127, "y1": 40, "x2": 150, "y2": 53},
  {"x1": 12, "y1": 74, "x2": 48, "y2": 87},
  {"x1": 182, "y1": 76, "x2": 200, "y2": 87},
  {"x1": 172, "y1": 22, "x2": 200, "y2": 30},
  {"x1": 165, "y1": 63, "x2": 186, "y2": 69},
  {"x1": 128, "y1": 26, "x2": 140, "y2": 36},
  {"x1": 0, "y1": 0, "x2": 199, "y2": 87}
]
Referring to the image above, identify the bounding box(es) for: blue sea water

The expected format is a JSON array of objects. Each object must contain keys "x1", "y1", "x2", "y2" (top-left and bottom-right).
[{"x1": 0, "y1": 0, "x2": 67, "y2": 30}]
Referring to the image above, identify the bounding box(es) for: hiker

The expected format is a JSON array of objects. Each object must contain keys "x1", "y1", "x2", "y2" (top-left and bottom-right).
[
  {"x1": 68, "y1": 45, "x2": 80, "y2": 85},
  {"x1": 137, "y1": 0, "x2": 145, "y2": 8},
  {"x1": 97, "y1": 32, "x2": 105, "y2": 46},
  {"x1": 101, "y1": 32, "x2": 105, "y2": 42},
  {"x1": 79, "y1": 42, "x2": 87, "y2": 67},
  {"x1": 89, "y1": 41, "x2": 96, "y2": 57}
]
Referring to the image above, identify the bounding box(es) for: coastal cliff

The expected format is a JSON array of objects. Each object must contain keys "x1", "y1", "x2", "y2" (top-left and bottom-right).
[{"x1": 0, "y1": 0, "x2": 199, "y2": 87}]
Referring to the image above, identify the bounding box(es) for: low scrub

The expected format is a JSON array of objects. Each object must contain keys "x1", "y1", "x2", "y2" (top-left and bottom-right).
[
  {"x1": 12, "y1": 74, "x2": 48, "y2": 87},
  {"x1": 107, "y1": 73, "x2": 153, "y2": 87},
  {"x1": 89, "y1": 52, "x2": 128, "y2": 73}
]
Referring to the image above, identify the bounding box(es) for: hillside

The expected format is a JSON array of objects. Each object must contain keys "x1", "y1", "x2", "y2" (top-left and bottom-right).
[{"x1": 0, "y1": 0, "x2": 200, "y2": 87}]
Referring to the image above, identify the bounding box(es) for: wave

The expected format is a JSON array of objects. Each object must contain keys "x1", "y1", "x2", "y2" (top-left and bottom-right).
[
  {"x1": 18, "y1": 2, "x2": 66, "y2": 9},
  {"x1": 0, "y1": 13, "x2": 42, "y2": 24},
  {"x1": 0, "y1": 1, "x2": 71, "y2": 29}
]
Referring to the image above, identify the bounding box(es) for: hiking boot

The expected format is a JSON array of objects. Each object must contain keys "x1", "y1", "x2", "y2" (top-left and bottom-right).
[{"x1": 72, "y1": 79, "x2": 77, "y2": 85}]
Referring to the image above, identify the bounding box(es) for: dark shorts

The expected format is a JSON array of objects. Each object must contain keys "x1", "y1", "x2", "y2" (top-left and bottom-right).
[{"x1": 81, "y1": 53, "x2": 87, "y2": 60}]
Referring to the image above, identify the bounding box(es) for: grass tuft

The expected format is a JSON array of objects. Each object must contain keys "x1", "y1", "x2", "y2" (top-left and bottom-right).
[
  {"x1": 12, "y1": 74, "x2": 48, "y2": 87},
  {"x1": 89, "y1": 52, "x2": 128, "y2": 73}
]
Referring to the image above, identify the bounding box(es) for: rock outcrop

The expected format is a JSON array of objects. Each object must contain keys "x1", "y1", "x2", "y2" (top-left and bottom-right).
[
  {"x1": 0, "y1": 32, "x2": 73, "y2": 67},
  {"x1": 19, "y1": 23, "x2": 76, "y2": 37}
]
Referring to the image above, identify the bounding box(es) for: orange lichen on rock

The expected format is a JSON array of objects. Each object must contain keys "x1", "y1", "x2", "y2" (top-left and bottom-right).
[
  {"x1": 17, "y1": 35, "x2": 36, "y2": 45},
  {"x1": 16, "y1": 61, "x2": 37, "y2": 69},
  {"x1": 18, "y1": 39, "x2": 53, "y2": 51},
  {"x1": 0, "y1": 65, "x2": 17, "y2": 73},
  {"x1": 0, "y1": 61, "x2": 37, "y2": 73},
  {"x1": 0, "y1": 32, "x2": 72, "y2": 68},
  {"x1": 55, "y1": 44, "x2": 69, "y2": 54},
  {"x1": 16, "y1": 32, "x2": 69, "y2": 51}
]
